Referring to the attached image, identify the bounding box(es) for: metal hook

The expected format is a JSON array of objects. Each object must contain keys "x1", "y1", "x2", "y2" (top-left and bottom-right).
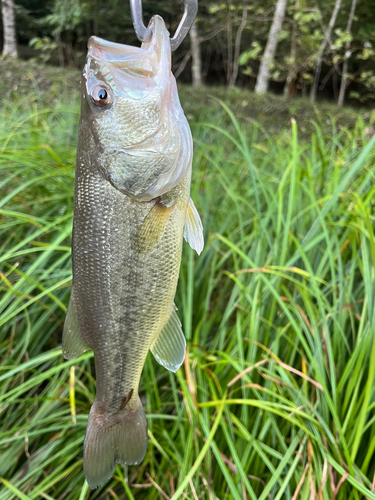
[{"x1": 129, "y1": 0, "x2": 198, "y2": 51}]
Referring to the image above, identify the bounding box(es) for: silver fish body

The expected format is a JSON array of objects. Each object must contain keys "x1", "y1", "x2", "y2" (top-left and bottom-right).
[{"x1": 62, "y1": 16, "x2": 203, "y2": 489}]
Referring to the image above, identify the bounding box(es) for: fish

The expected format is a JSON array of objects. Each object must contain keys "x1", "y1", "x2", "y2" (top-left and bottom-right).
[{"x1": 62, "y1": 15, "x2": 203, "y2": 490}]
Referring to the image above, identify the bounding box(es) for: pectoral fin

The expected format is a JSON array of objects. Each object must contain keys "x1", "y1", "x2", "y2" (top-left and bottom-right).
[
  {"x1": 184, "y1": 198, "x2": 204, "y2": 255},
  {"x1": 62, "y1": 292, "x2": 90, "y2": 360},
  {"x1": 135, "y1": 202, "x2": 174, "y2": 255},
  {"x1": 150, "y1": 306, "x2": 186, "y2": 372}
]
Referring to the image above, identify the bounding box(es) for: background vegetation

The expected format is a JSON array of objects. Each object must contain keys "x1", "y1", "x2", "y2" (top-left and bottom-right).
[{"x1": 2, "y1": 0, "x2": 375, "y2": 498}]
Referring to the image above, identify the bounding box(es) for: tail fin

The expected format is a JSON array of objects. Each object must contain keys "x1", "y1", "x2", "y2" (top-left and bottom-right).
[{"x1": 83, "y1": 400, "x2": 148, "y2": 489}]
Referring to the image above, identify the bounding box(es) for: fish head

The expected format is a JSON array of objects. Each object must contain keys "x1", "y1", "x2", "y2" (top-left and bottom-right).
[{"x1": 80, "y1": 15, "x2": 192, "y2": 201}]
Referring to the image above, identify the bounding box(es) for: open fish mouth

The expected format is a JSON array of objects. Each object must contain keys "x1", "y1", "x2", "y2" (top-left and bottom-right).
[
  {"x1": 88, "y1": 36, "x2": 157, "y2": 79},
  {"x1": 86, "y1": 15, "x2": 171, "y2": 85}
]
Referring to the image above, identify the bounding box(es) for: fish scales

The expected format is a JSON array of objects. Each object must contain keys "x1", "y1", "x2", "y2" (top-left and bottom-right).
[
  {"x1": 73, "y1": 163, "x2": 189, "y2": 413},
  {"x1": 62, "y1": 15, "x2": 203, "y2": 489}
]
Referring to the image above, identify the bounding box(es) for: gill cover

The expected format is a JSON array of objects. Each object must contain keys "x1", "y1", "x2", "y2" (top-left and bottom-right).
[{"x1": 82, "y1": 16, "x2": 192, "y2": 201}]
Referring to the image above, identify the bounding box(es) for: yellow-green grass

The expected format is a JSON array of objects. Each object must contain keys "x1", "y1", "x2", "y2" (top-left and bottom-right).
[{"x1": 1, "y1": 76, "x2": 375, "y2": 499}]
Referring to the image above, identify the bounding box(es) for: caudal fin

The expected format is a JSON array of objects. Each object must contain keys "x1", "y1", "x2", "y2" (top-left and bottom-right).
[{"x1": 83, "y1": 400, "x2": 148, "y2": 489}]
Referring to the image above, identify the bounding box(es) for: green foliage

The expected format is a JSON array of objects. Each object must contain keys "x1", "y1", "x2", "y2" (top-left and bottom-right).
[
  {"x1": 208, "y1": 3, "x2": 227, "y2": 14},
  {"x1": 239, "y1": 42, "x2": 262, "y2": 70},
  {"x1": 13, "y1": 0, "x2": 375, "y2": 100},
  {"x1": 1, "y1": 67, "x2": 375, "y2": 499},
  {"x1": 333, "y1": 28, "x2": 353, "y2": 49},
  {"x1": 43, "y1": 0, "x2": 86, "y2": 35},
  {"x1": 29, "y1": 36, "x2": 58, "y2": 62},
  {"x1": 357, "y1": 48, "x2": 375, "y2": 61}
]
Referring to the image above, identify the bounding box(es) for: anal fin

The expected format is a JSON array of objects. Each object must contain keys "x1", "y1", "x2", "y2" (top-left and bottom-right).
[
  {"x1": 150, "y1": 305, "x2": 186, "y2": 373},
  {"x1": 62, "y1": 291, "x2": 90, "y2": 360},
  {"x1": 184, "y1": 197, "x2": 204, "y2": 255}
]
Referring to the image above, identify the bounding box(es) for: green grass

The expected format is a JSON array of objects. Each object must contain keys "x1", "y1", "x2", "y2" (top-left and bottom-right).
[{"x1": 1, "y1": 66, "x2": 375, "y2": 499}]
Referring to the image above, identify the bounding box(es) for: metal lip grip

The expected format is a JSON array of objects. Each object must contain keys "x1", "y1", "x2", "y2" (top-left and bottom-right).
[{"x1": 130, "y1": 0, "x2": 198, "y2": 51}]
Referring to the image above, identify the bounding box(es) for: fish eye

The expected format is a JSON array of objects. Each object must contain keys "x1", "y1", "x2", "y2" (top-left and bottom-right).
[{"x1": 90, "y1": 85, "x2": 111, "y2": 107}]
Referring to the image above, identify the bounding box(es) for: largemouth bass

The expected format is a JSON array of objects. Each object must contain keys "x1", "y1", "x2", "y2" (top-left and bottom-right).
[{"x1": 62, "y1": 16, "x2": 203, "y2": 489}]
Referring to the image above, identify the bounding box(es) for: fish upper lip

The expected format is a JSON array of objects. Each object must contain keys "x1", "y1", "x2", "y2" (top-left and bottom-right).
[{"x1": 87, "y1": 36, "x2": 146, "y2": 59}]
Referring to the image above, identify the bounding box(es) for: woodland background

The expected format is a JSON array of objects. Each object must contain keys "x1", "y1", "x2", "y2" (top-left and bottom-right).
[{"x1": 1, "y1": 0, "x2": 375, "y2": 105}]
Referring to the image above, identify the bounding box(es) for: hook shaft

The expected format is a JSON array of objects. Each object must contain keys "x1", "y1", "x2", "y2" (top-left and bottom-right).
[{"x1": 129, "y1": 0, "x2": 198, "y2": 51}]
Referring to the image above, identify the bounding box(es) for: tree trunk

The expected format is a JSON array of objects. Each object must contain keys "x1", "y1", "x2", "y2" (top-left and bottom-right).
[
  {"x1": 55, "y1": 32, "x2": 64, "y2": 68},
  {"x1": 229, "y1": 4, "x2": 248, "y2": 88},
  {"x1": 283, "y1": 0, "x2": 299, "y2": 98},
  {"x1": 93, "y1": 0, "x2": 99, "y2": 36},
  {"x1": 226, "y1": 0, "x2": 233, "y2": 86},
  {"x1": 2, "y1": 0, "x2": 17, "y2": 58},
  {"x1": 189, "y1": 20, "x2": 202, "y2": 87},
  {"x1": 338, "y1": 0, "x2": 357, "y2": 106},
  {"x1": 255, "y1": 0, "x2": 288, "y2": 94},
  {"x1": 310, "y1": 0, "x2": 342, "y2": 102}
]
